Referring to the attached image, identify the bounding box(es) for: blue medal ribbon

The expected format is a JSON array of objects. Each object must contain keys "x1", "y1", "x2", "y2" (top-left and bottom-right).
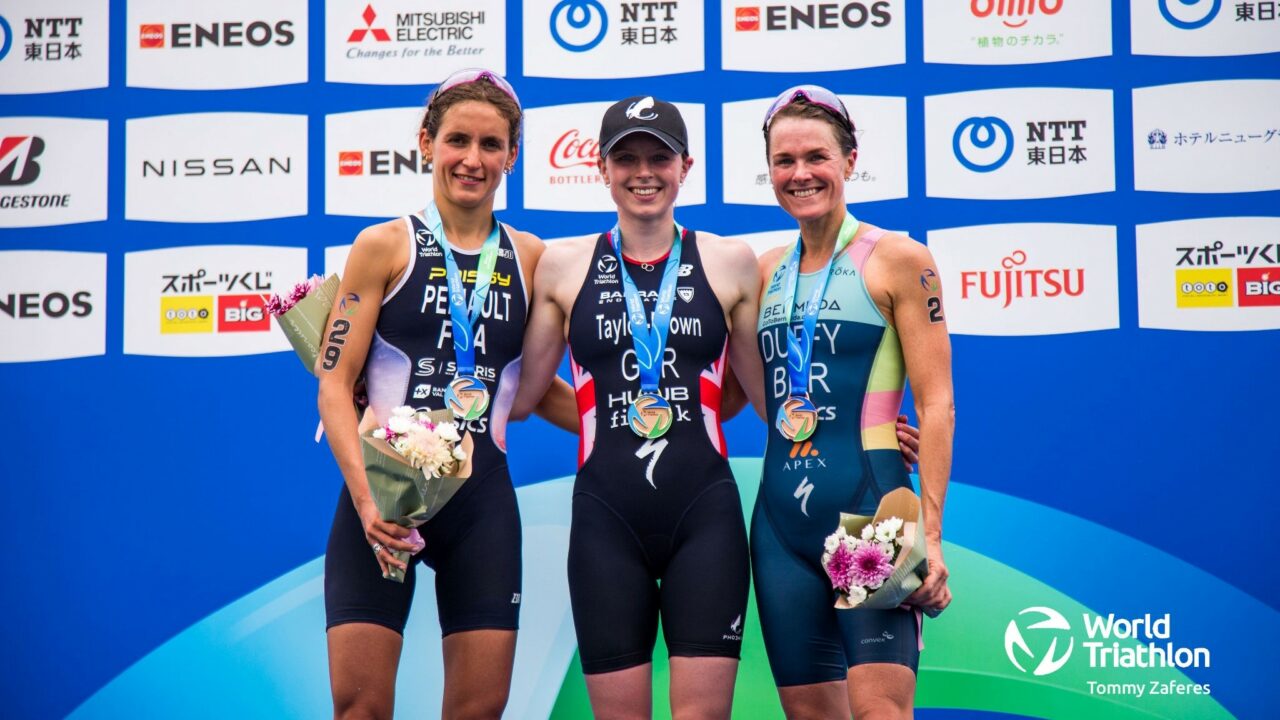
[
  {"x1": 424, "y1": 202, "x2": 501, "y2": 380},
  {"x1": 610, "y1": 223, "x2": 684, "y2": 396},
  {"x1": 778, "y1": 213, "x2": 859, "y2": 397}
]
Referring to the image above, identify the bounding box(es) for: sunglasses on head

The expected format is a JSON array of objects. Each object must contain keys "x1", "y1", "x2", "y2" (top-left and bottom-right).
[
  {"x1": 762, "y1": 85, "x2": 855, "y2": 145},
  {"x1": 428, "y1": 68, "x2": 522, "y2": 111}
]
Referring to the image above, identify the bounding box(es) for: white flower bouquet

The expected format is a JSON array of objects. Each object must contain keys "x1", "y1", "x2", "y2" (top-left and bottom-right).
[
  {"x1": 360, "y1": 406, "x2": 473, "y2": 582},
  {"x1": 821, "y1": 487, "x2": 929, "y2": 610}
]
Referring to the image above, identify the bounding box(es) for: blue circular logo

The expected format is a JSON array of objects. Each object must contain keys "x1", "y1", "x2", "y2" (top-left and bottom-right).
[
  {"x1": 550, "y1": 0, "x2": 608, "y2": 53},
  {"x1": 0, "y1": 16, "x2": 13, "y2": 62},
  {"x1": 952, "y1": 116, "x2": 1014, "y2": 173},
  {"x1": 1158, "y1": 0, "x2": 1221, "y2": 30}
]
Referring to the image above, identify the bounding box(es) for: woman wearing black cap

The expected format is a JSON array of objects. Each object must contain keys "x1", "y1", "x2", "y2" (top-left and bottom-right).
[{"x1": 512, "y1": 96, "x2": 767, "y2": 718}]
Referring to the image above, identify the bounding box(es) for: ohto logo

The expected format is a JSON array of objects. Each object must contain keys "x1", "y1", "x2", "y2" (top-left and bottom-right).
[
  {"x1": 0, "y1": 136, "x2": 45, "y2": 186},
  {"x1": 550, "y1": 129, "x2": 600, "y2": 170},
  {"x1": 218, "y1": 294, "x2": 270, "y2": 332},
  {"x1": 952, "y1": 116, "x2": 1013, "y2": 173},
  {"x1": 971, "y1": 0, "x2": 1063, "y2": 29},
  {"x1": 1159, "y1": 0, "x2": 1221, "y2": 30},
  {"x1": 959, "y1": 249, "x2": 1085, "y2": 308},
  {"x1": 338, "y1": 151, "x2": 364, "y2": 176},
  {"x1": 736, "y1": 7, "x2": 762, "y2": 30},
  {"x1": 550, "y1": 0, "x2": 609, "y2": 52},
  {"x1": 348, "y1": 4, "x2": 391, "y2": 43},
  {"x1": 1005, "y1": 606, "x2": 1074, "y2": 676},
  {"x1": 139, "y1": 24, "x2": 165, "y2": 48},
  {"x1": 1238, "y1": 267, "x2": 1280, "y2": 307}
]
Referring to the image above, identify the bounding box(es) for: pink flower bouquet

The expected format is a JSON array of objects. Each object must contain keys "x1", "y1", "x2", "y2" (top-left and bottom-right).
[
  {"x1": 266, "y1": 274, "x2": 340, "y2": 375},
  {"x1": 821, "y1": 487, "x2": 929, "y2": 610}
]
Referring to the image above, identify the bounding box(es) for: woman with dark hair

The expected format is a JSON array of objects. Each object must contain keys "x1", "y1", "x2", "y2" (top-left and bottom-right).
[
  {"x1": 752, "y1": 85, "x2": 955, "y2": 719},
  {"x1": 317, "y1": 69, "x2": 574, "y2": 720}
]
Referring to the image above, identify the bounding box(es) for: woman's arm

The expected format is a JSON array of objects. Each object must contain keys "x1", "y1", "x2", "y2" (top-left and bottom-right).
[
  {"x1": 317, "y1": 222, "x2": 417, "y2": 577},
  {"x1": 511, "y1": 241, "x2": 575, "y2": 422}
]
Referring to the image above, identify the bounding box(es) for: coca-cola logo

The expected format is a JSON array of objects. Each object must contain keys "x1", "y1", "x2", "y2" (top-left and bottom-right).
[{"x1": 549, "y1": 129, "x2": 600, "y2": 170}]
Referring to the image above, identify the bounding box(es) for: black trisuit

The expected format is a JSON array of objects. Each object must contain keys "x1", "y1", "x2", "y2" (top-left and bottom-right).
[
  {"x1": 325, "y1": 213, "x2": 528, "y2": 636},
  {"x1": 565, "y1": 229, "x2": 750, "y2": 674}
]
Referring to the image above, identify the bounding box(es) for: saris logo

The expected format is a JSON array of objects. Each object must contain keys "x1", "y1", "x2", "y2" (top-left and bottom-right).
[{"x1": 1159, "y1": 0, "x2": 1220, "y2": 29}]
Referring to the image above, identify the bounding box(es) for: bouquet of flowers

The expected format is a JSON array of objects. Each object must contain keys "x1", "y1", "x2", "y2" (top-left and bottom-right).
[
  {"x1": 821, "y1": 487, "x2": 929, "y2": 610},
  {"x1": 266, "y1": 274, "x2": 340, "y2": 375},
  {"x1": 360, "y1": 406, "x2": 473, "y2": 582}
]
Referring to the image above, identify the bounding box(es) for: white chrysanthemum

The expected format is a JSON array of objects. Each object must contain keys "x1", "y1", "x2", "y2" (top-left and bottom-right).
[
  {"x1": 435, "y1": 422, "x2": 461, "y2": 443},
  {"x1": 861, "y1": 524, "x2": 875, "y2": 542},
  {"x1": 877, "y1": 541, "x2": 895, "y2": 558},
  {"x1": 452, "y1": 446, "x2": 467, "y2": 461},
  {"x1": 844, "y1": 585, "x2": 868, "y2": 606},
  {"x1": 883, "y1": 516, "x2": 904, "y2": 535},
  {"x1": 875, "y1": 521, "x2": 897, "y2": 544},
  {"x1": 824, "y1": 533, "x2": 841, "y2": 554},
  {"x1": 372, "y1": 428, "x2": 387, "y2": 440},
  {"x1": 387, "y1": 414, "x2": 413, "y2": 435},
  {"x1": 842, "y1": 535, "x2": 858, "y2": 552},
  {"x1": 391, "y1": 405, "x2": 415, "y2": 418}
]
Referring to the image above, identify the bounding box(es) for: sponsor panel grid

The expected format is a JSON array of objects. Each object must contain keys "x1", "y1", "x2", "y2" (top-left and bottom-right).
[{"x1": 0, "y1": 2, "x2": 1277, "y2": 720}]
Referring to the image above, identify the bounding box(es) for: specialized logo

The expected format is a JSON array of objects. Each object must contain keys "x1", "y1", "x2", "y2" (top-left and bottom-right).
[
  {"x1": 971, "y1": 0, "x2": 1063, "y2": 28},
  {"x1": 1175, "y1": 268, "x2": 1232, "y2": 308},
  {"x1": 735, "y1": 7, "x2": 761, "y2": 30},
  {"x1": 1005, "y1": 606, "x2": 1074, "y2": 676},
  {"x1": 348, "y1": 4, "x2": 391, "y2": 42},
  {"x1": 1159, "y1": 0, "x2": 1221, "y2": 29},
  {"x1": 1238, "y1": 267, "x2": 1280, "y2": 307},
  {"x1": 550, "y1": 0, "x2": 609, "y2": 52},
  {"x1": 953, "y1": 116, "x2": 1014, "y2": 172},
  {"x1": 793, "y1": 475, "x2": 815, "y2": 516},
  {"x1": 217, "y1": 294, "x2": 269, "y2": 332},
  {"x1": 626, "y1": 96, "x2": 658, "y2": 121},
  {"x1": 597, "y1": 254, "x2": 619, "y2": 274},
  {"x1": 635, "y1": 437, "x2": 669, "y2": 487},
  {"x1": 0, "y1": 136, "x2": 44, "y2": 186},
  {"x1": 959, "y1": 249, "x2": 1086, "y2": 309}
]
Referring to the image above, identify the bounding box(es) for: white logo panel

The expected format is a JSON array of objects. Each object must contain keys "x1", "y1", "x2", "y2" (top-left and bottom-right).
[
  {"x1": 0, "y1": 0, "x2": 109, "y2": 94},
  {"x1": 326, "y1": 244, "x2": 353, "y2": 278},
  {"x1": 928, "y1": 223, "x2": 1119, "y2": 336},
  {"x1": 124, "y1": 245, "x2": 309, "y2": 357},
  {"x1": 731, "y1": 230, "x2": 795, "y2": 257},
  {"x1": 923, "y1": 0, "x2": 1112, "y2": 65},
  {"x1": 325, "y1": 107, "x2": 506, "y2": 218},
  {"x1": 1133, "y1": 80, "x2": 1280, "y2": 194},
  {"x1": 0, "y1": 116, "x2": 107, "y2": 228},
  {"x1": 0, "y1": 251, "x2": 106, "y2": 362},
  {"x1": 722, "y1": 1, "x2": 904, "y2": 71},
  {"x1": 523, "y1": 101, "x2": 705, "y2": 212},
  {"x1": 1136, "y1": 216, "x2": 1280, "y2": 332},
  {"x1": 524, "y1": 0, "x2": 703, "y2": 78},
  {"x1": 126, "y1": 113, "x2": 308, "y2": 223},
  {"x1": 722, "y1": 95, "x2": 907, "y2": 206},
  {"x1": 1132, "y1": 0, "x2": 1280, "y2": 57},
  {"x1": 327, "y1": 0, "x2": 506, "y2": 84},
  {"x1": 126, "y1": 0, "x2": 307, "y2": 89},
  {"x1": 925, "y1": 87, "x2": 1115, "y2": 199}
]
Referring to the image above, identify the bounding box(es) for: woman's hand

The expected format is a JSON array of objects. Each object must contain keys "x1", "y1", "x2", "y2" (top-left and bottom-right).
[
  {"x1": 896, "y1": 414, "x2": 920, "y2": 469},
  {"x1": 357, "y1": 499, "x2": 421, "y2": 577},
  {"x1": 908, "y1": 538, "x2": 952, "y2": 617}
]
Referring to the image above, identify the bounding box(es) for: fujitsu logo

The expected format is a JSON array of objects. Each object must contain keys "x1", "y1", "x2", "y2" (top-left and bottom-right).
[
  {"x1": 549, "y1": 129, "x2": 600, "y2": 170},
  {"x1": 971, "y1": 0, "x2": 1064, "y2": 28},
  {"x1": 0, "y1": 136, "x2": 45, "y2": 186},
  {"x1": 959, "y1": 249, "x2": 1084, "y2": 308}
]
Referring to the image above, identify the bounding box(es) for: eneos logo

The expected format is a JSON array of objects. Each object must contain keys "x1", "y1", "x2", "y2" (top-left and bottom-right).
[
  {"x1": 338, "y1": 151, "x2": 364, "y2": 175},
  {"x1": 971, "y1": 0, "x2": 1063, "y2": 28},
  {"x1": 0, "y1": 136, "x2": 45, "y2": 186},
  {"x1": 1005, "y1": 606, "x2": 1074, "y2": 676},
  {"x1": 1238, "y1": 267, "x2": 1280, "y2": 307},
  {"x1": 1175, "y1": 268, "x2": 1232, "y2": 308},
  {"x1": 138, "y1": 21, "x2": 296, "y2": 48},
  {"x1": 160, "y1": 295, "x2": 214, "y2": 333},
  {"x1": 218, "y1": 294, "x2": 269, "y2": 332},
  {"x1": 550, "y1": 0, "x2": 608, "y2": 52},
  {"x1": 139, "y1": 24, "x2": 165, "y2": 47},
  {"x1": 336, "y1": 148, "x2": 428, "y2": 177},
  {"x1": 735, "y1": 7, "x2": 762, "y2": 30},
  {"x1": 953, "y1": 116, "x2": 1013, "y2": 172},
  {"x1": 348, "y1": 4, "x2": 390, "y2": 43},
  {"x1": 1159, "y1": 0, "x2": 1221, "y2": 29}
]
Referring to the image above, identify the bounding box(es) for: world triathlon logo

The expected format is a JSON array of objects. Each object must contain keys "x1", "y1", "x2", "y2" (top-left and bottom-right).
[
  {"x1": 1158, "y1": 0, "x2": 1221, "y2": 29},
  {"x1": 550, "y1": 0, "x2": 608, "y2": 52},
  {"x1": 0, "y1": 15, "x2": 13, "y2": 61},
  {"x1": 1005, "y1": 606, "x2": 1075, "y2": 676},
  {"x1": 953, "y1": 116, "x2": 1014, "y2": 173}
]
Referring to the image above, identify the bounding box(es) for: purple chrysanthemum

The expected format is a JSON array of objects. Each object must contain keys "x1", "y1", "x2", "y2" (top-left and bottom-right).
[
  {"x1": 850, "y1": 542, "x2": 894, "y2": 588},
  {"x1": 265, "y1": 294, "x2": 287, "y2": 317},
  {"x1": 824, "y1": 545, "x2": 856, "y2": 591}
]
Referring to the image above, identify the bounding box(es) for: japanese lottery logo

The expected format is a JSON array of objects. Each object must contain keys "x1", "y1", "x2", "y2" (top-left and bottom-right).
[
  {"x1": 551, "y1": 0, "x2": 608, "y2": 52},
  {"x1": 953, "y1": 116, "x2": 1014, "y2": 173},
  {"x1": 1159, "y1": 0, "x2": 1221, "y2": 30}
]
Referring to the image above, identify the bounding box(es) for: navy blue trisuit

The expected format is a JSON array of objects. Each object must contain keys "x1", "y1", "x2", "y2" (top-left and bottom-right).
[
  {"x1": 325, "y1": 212, "x2": 527, "y2": 637},
  {"x1": 565, "y1": 229, "x2": 750, "y2": 674}
]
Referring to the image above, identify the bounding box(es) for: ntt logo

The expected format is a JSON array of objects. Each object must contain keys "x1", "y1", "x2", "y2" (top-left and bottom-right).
[
  {"x1": 1158, "y1": 0, "x2": 1221, "y2": 29},
  {"x1": 1005, "y1": 606, "x2": 1074, "y2": 676},
  {"x1": 0, "y1": 15, "x2": 12, "y2": 61},
  {"x1": 550, "y1": 0, "x2": 608, "y2": 52},
  {"x1": 953, "y1": 116, "x2": 1014, "y2": 172}
]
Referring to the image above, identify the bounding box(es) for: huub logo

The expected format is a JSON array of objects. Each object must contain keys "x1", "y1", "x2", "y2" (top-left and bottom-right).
[
  {"x1": 626, "y1": 97, "x2": 658, "y2": 121},
  {"x1": 550, "y1": 0, "x2": 609, "y2": 52},
  {"x1": 1005, "y1": 606, "x2": 1074, "y2": 676},
  {"x1": 953, "y1": 116, "x2": 1014, "y2": 173},
  {"x1": 1159, "y1": 0, "x2": 1221, "y2": 30}
]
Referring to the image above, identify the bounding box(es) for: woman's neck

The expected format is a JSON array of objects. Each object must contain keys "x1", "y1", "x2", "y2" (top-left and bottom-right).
[
  {"x1": 616, "y1": 210, "x2": 677, "y2": 261},
  {"x1": 434, "y1": 191, "x2": 494, "y2": 250},
  {"x1": 797, "y1": 205, "x2": 849, "y2": 271}
]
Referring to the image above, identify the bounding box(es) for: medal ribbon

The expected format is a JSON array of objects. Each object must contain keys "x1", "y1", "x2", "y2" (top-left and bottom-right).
[
  {"x1": 779, "y1": 213, "x2": 859, "y2": 397},
  {"x1": 424, "y1": 201, "x2": 501, "y2": 377},
  {"x1": 610, "y1": 223, "x2": 684, "y2": 395}
]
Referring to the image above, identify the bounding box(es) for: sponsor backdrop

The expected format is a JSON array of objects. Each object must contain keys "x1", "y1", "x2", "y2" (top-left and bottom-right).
[{"x1": 0, "y1": 1, "x2": 1276, "y2": 718}]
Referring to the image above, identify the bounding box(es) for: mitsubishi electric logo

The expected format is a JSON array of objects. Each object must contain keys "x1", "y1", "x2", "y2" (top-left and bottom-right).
[
  {"x1": 953, "y1": 116, "x2": 1014, "y2": 172},
  {"x1": 1005, "y1": 606, "x2": 1074, "y2": 676}
]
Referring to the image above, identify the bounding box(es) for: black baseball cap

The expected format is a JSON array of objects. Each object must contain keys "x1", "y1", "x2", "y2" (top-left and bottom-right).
[{"x1": 599, "y1": 96, "x2": 688, "y2": 157}]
